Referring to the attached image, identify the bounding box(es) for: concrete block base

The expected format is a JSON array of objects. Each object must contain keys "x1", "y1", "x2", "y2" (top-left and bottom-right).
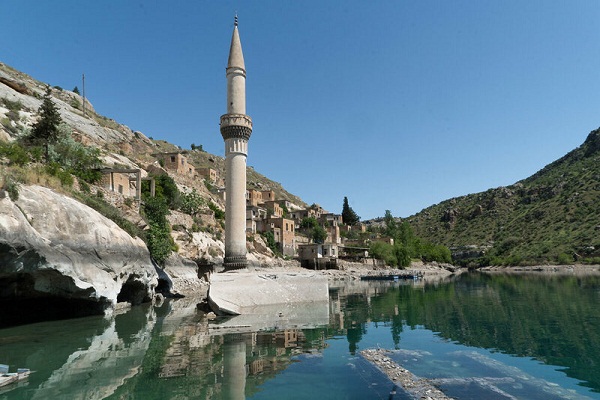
[{"x1": 208, "y1": 271, "x2": 329, "y2": 315}]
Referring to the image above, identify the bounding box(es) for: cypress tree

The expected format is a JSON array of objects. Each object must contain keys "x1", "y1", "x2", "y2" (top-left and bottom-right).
[
  {"x1": 342, "y1": 196, "x2": 360, "y2": 226},
  {"x1": 29, "y1": 86, "x2": 63, "y2": 162}
]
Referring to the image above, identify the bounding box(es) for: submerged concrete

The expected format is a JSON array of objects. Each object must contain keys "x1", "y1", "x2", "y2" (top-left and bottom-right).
[{"x1": 207, "y1": 271, "x2": 328, "y2": 315}]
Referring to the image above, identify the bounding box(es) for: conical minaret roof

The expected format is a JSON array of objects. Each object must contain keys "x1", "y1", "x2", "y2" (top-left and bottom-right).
[{"x1": 227, "y1": 17, "x2": 245, "y2": 70}]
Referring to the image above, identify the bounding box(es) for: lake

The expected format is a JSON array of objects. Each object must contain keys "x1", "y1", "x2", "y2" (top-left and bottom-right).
[{"x1": 1, "y1": 272, "x2": 599, "y2": 399}]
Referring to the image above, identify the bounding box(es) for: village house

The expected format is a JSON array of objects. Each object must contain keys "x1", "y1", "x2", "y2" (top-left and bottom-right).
[
  {"x1": 246, "y1": 205, "x2": 267, "y2": 234},
  {"x1": 289, "y1": 208, "x2": 317, "y2": 221},
  {"x1": 154, "y1": 152, "x2": 196, "y2": 177},
  {"x1": 261, "y1": 190, "x2": 275, "y2": 202},
  {"x1": 326, "y1": 224, "x2": 342, "y2": 244},
  {"x1": 297, "y1": 243, "x2": 339, "y2": 269},
  {"x1": 100, "y1": 169, "x2": 136, "y2": 197},
  {"x1": 267, "y1": 216, "x2": 296, "y2": 256},
  {"x1": 99, "y1": 168, "x2": 156, "y2": 201},
  {"x1": 262, "y1": 200, "x2": 283, "y2": 217},
  {"x1": 197, "y1": 167, "x2": 220, "y2": 185},
  {"x1": 319, "y1": 213, "x2": 343, "y2": 227},
  {"x1": 246, "y1": 189, "x2": 263, "y2": 207}
]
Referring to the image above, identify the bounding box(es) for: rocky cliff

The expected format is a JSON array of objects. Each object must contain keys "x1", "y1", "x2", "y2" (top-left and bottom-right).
[{"x1": 0, "y1": 184, "x2": 157, "y2": 323}]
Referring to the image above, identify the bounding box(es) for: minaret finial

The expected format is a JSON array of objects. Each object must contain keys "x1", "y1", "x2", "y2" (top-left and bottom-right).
[{"x1": 234, "y1": 14, "x2": 238, "y2": 27}]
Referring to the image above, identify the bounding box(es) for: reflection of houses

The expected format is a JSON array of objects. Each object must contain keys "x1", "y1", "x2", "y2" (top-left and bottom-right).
[
  {"x1": 100, "y1": 168, "x2": 155, "y2": 200},
  {"x1": 153, "y1": 152, "x2": 196, "y2": 177}
]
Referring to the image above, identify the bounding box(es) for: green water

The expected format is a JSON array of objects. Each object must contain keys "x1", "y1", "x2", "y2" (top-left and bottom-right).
[{"x1": 1, "y1": 272, "x2": 599, "y2": 399}]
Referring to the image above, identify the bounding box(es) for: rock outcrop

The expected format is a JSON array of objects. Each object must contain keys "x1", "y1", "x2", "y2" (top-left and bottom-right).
[{"x1": 0, "y1": 185, "x2": 157, "y2": 319}]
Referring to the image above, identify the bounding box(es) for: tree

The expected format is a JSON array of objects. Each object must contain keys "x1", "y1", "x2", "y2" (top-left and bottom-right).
[
  {"x1": 72, "y1": 86, "x2": 80, "y2": 94},
  {"x1": 384, "y1": 210, "x2": 398, "y2": 238},
  {"x1": 190, "y1": 143, "x2": 203, "y2": 151},
  {"x1": 300, "y1": 216, "x2": 319, "y2": 229},
  {"x1": 29, "y1": 86, "x2": 63, "y2": 162},
  {"x1": 342, "y1": 196, "x2": 360, "y2": 226},
  {"x1": 312, "y1": 225, "x2": 327, "y2": 244}
]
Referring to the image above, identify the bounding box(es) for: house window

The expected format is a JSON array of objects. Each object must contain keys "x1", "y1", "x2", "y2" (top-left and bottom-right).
[
  {"x1": 118, "y1": 184, "x2": 123, "y2": 194},
  {"x1": 170, "y1": 156, "x2": 176, "y2": 163}
]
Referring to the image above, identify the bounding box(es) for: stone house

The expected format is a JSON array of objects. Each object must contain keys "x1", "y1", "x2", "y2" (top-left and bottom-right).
[
  {"x1": 246, "y1": 189, "x2": 263, "y2": 207},
  {"x1": 289, "y1": 208, "x2": 317, "y2": 221},
  {"x1": 261, "y1": 190, "x2": 275, "y2": 202},
  {"x1": 320, "y1": 213, "x2": 343, "y2": 227},
  {"x1": 100, "y1": 170, "x2": 134, "y2": 196},
  {"x1": 100, "y1": 168, "x2": 153, "y2": 200},
  {"x1": 267, "y1": 216, "x2": 296, "y2": 256},
  {"x1": 154, "y1": 152, "x2": 195, "y2": 177},
  {"x1": 246, "y1": 205, "x2": 267, "y2": 234},
  {"x1": 262, "y1": 200, "x2": 283, "y2": 217},
  {"x1": 297, "y1": 243, "x2": 339, "y2": 269},
  {"x1": 197, "y1": 167, "x2": 219, "y2": 184}
]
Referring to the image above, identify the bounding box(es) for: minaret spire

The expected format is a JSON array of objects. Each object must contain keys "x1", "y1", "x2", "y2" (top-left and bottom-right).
[{"x1": 220, "y1": 17, "x2": 252, "y2": 270}]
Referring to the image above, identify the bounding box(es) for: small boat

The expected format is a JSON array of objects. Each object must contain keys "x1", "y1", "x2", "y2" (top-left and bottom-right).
[{"x1": 0, "y1": 364, "x2": 31, "y2": 388}]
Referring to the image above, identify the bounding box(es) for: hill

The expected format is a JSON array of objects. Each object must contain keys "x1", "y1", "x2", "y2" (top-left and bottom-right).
[{"x1": 407, "y1": 128, "x2": 600, "y2": 266}]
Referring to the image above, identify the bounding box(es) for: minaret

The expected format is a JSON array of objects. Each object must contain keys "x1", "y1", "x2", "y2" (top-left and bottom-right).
[{"x1": 220, "y1": 16, "x2": 252, "y2": 270}]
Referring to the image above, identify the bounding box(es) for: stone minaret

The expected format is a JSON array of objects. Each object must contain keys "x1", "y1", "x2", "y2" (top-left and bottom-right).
[{"x1": 220, "y1": 16, "x2": 252, "y2": 270}]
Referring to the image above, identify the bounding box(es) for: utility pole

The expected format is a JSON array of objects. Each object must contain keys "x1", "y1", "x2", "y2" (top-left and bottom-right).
[{"x1": 82, "y1": 73, "x2": 86, "y2": 117}]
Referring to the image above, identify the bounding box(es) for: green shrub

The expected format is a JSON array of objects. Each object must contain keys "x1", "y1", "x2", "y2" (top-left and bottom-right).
[
  {"x1": 2, "y1": 176, "x2": 20, "y2": 201},
  {"x1": 50, "y1": 132, "x2": 102, "y2": 183},
  {"x1": 262, "y1": 231, "x2": 279, "y2": 254},
  {"x1": 209, "y1": 201, "x2": 224, "y2": 220},
  {"x1": 557, "y1": 252, "x2": 574, "y2": 265},
  {"x1": 0, "y1": 141, "x2": 29, "y2": 166},
  {"x1": 70, "y1": 98, "x2": 81, "y2": 110},
  {"x1": 179, "y1": 189, "x2": 205, "y2": 215},
  {"x1": 142, "y1": 196, "x2": 173, "y2": 264},
  {"x1": 79, "y1": 181, "x2": 90, "y2": 193},
  {"x1": 1, "y1": 98, "x2": 23, "y2": 112}
]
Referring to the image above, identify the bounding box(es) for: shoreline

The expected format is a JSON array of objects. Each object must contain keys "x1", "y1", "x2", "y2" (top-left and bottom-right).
[
  {"x1": 479, "y1": 264, "x2": 600, "y2": 275},
  {"x1": 172, "y1": 261, "x2": 600, "y2": 298},
  {"x1": 173, "y1": 260, "x2": 464, "y2": 297}
]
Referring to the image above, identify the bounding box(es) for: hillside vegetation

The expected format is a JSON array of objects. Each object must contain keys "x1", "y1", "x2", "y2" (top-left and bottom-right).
[{"x1": 408, "y1": 128, "x2": 600, "y2": 266}]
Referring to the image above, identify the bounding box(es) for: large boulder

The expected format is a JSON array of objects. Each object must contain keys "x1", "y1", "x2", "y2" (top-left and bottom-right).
[{"x1": 0, "y1": 185, "x2": 157, "y2": 320}]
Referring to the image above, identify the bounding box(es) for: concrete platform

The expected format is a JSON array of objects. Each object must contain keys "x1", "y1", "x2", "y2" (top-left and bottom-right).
[{"x1": 208, "y1": 271, "x2": 329, "y2": 315}]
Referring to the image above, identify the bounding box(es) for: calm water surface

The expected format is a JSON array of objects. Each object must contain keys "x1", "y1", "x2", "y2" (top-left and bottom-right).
[{"x1": 1, "y1": 273, "x2": 599, "y2": 399}]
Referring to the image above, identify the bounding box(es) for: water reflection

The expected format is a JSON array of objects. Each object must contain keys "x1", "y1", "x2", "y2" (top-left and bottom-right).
[{"x1": 1, "y1": 273, "x2": 599, "y2": 399}]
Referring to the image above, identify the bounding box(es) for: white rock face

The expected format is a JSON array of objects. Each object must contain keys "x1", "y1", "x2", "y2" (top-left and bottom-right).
[{"x1": 0, "y1": 185, "x2": 157, "y2": 310}]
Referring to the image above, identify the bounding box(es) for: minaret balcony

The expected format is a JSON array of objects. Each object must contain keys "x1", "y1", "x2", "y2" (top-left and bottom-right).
[{"x1": 220, "y1": 114, "x2": 253, "y2": 141}]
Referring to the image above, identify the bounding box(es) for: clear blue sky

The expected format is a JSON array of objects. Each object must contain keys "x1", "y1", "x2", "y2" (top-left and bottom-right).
[{"x1": 3, "y1": 1, "x2": 599, "y2": 219}]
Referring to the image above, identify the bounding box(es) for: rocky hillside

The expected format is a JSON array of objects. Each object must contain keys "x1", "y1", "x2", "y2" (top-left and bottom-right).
[
  {"x1": 0, "y1": 61, "x2": 304, "y2": 259},
  {"x1": 407, "y1": 128, "x2": 600, "y2": 266}
]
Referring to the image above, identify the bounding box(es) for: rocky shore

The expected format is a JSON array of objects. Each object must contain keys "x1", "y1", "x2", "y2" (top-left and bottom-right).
[
  {"x1": 176, "y1": 259, "x2": 464, "y2": 299},
  {"x1": 361, "y1": 348, "x2": 453, "y2": 400},
  {"x1": 480, "y1": 264, "x2": 600, "y2": 275}
]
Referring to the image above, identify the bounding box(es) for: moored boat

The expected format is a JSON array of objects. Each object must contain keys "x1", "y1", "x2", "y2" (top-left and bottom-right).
[{"x1": 0, "y1": 365, "x2": 31, "y2": 388}]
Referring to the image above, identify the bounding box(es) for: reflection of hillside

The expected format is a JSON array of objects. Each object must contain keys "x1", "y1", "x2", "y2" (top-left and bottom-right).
[
  {"x1": 31, "y1": 305, "x2": 155, "y2": 400},
  {"x1": 328, "y1": 274, "x2": 600, "y2": 393}
]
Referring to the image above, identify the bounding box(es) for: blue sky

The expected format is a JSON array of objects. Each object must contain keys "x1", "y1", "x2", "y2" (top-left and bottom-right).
[{"x1": 2, "y1": 1, "x2": 599, "y2": 219}]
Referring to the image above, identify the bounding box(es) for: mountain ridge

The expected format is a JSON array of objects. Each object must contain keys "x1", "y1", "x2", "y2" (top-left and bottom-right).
[{"x1": 406, "y1": 127, "x2": 600, "y2": 265}]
